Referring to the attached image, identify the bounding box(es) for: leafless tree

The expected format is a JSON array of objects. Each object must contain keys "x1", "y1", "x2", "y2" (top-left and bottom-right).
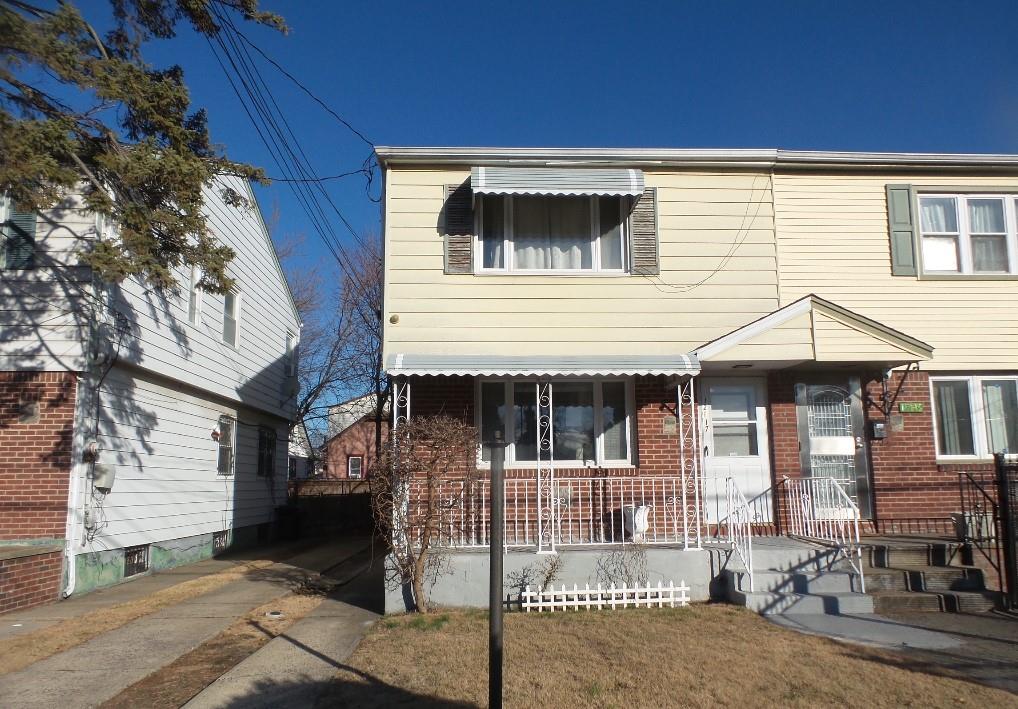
[
  {"x1": 271, "y1": 228, "x2": 384, "y2": 451},
  {"x1": 369, "y1": 415, "x2": 479, "y2": 613}
]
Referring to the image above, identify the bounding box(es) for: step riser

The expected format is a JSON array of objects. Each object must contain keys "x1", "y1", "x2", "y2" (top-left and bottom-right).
[
  {"x1": 873, "y1": 593, "x2": 1003, "y2": 614},
  {"x1": 732, "y1": 571, "x2": 861, "y2": 594},
  {"x1": 730, "y1": 589, "x2": 875, "y2": 615},
  {"x1": 867, "y1": 546, "x2": 959, "y2": 568},
  {"x1": 864, "y1": 569, "x2": 985, "y2": 593}
]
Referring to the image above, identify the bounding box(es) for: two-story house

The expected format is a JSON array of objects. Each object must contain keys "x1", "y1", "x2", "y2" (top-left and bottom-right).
[
  {"x1": 376, "y1": 146, "x2": 1018, "y2": 612},
  {"x1": 0, "y1": 175, "x2": 300, "y2": 612}
]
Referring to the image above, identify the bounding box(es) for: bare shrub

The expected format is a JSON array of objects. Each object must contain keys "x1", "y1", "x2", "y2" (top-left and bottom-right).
[
  {"x1": 594, "y1": 545, "x2": 649, "y2": 588},
  {"x1": 369, "y1": 414, "x2": 478, "y2": 613}
]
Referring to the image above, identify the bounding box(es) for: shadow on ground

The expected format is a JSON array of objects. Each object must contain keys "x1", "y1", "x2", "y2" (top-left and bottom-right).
[{"x1": 215, "y1": 672, "x2": 476, "y2": 708}]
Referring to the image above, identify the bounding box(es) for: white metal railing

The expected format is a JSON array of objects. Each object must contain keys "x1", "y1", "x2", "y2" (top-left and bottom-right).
[
  {"x1": 413, "y1": 475, "x2": 690, "y2": 549},
  {"x1": 781, "y1": 476, "x2": 866, "y2": 592},
  {"x1": 725, "y1": 477, "x2": 754, "y2": 592},
  {"x1": 522, "y1": 580, "x2": 690, "y2": 611}
]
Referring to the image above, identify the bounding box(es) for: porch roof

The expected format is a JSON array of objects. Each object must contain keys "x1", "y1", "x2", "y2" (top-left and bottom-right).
[
  {"x1": 694, "y1": 295, "x2": 934, "y2": 368},
  {"x1": 384, "y1": 353, "x2": 700, "y2": 377}
]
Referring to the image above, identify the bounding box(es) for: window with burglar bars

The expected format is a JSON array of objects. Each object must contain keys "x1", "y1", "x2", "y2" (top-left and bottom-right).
[
  {"x1": 217, "y1": 415, "x2": 236, "y2": 476},
  {"x1": 257, "y1": 427, "x2": 277, "y2": 477},
  {"x1": 124, "y1": 544, "x2": 149, "y2": 577}
]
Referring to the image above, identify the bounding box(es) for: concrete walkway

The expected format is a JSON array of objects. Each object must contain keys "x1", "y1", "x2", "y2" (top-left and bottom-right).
[
  {"x1": 769, "y1": 611, "x2": 1018, "y2": 694},
  {"x1": 0, "y1": 537, "x2": 376, "y2": 709},
  {"x1": 183, "y1": 544, "x2": 382, "y2": 708}
]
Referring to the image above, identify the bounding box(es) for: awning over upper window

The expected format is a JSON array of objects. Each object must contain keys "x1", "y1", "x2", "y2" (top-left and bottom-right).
[
  {"x1": 385, "y1": 353, "x2": 699, "y2": 377},
  {"x1": 470, "y1": 167, "x2": 645, "y2": 197}
]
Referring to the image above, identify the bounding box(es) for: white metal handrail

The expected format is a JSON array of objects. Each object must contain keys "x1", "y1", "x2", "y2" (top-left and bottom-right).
[
  {"x1": 725, "y1": 477, "x2": 754, "y2": 592},
  {"x1": 782, "y1": 476, "x2": 865, "y2": 592},
  {"x1": 412, "y1": 475, "x2": 690, "y2": 549}
]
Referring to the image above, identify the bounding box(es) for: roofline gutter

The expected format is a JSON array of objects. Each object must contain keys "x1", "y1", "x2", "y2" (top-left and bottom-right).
[{"x1": 374, "y1": 146, "x2": 1018, "y2": 172}]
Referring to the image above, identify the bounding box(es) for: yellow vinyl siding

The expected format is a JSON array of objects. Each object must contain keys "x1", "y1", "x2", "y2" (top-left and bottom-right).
[
  {"x1": 383, "y1": 167, "x2": 778, "y2": 358},
  {"x1": 707, "y1": 312, "x2": 815, "y2": 362},
  {"x1": 773, "y1": 173, "x2": 1018, "y2": 370}
]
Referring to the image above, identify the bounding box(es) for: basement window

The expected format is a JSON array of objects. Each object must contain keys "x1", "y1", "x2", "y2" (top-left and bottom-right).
[{"x1": 123, "y1": 544, "x2": 150, "y2": 577}]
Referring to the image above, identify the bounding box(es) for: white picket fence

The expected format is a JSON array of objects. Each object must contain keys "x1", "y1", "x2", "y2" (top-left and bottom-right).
[{"x1": 521, "y1": 580, "x2": 690, "y2": 612}]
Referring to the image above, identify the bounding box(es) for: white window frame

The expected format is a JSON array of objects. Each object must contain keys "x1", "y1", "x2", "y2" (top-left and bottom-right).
[
  {"x1": 918, "y1": 193, "x2": 1018, "y2": 276},
  {"x1": 222, "y1": 290, "x2": 241, "y2": 347},
  {"x1": 217, "y1": 415, "x2": 237, "y2": 476},
  {"x1": 188, "y1": 266, "x2": 203, "y2": 326},
  {"x1": 474, "y1": 195, "x2": 628, "y2": 275},
  {"x1": 348, "y1": 455, "x2": 363, "y2": 479},
  {"x1": 285, "y1": 331, "x2": 298, "y2": 376},
  {"x1": 474, "y1": 377, "x2": 635, "y2": 468},
  {"x1": 930, "y1": 375, "x2": 1018, "y2": 460}
]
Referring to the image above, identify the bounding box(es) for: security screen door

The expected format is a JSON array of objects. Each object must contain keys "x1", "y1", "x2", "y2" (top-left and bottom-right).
[{"x1": 795, "y1": 378, "x2": 873, "y2": 519}]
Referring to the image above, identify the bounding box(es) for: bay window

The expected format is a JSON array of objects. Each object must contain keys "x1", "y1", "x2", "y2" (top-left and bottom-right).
[
  {"x1": 477, "y1": 195, "x2": 627, "y2": 273},
  {"x1": 931, "y1": 376, "x2": 1018, "y2": 458},
  {"x1": 477, "y1": 379, "x2": 633, "y2": 466},
  {"x1": 918, "y1": 194, "x2": 1018, "y2": 275}
]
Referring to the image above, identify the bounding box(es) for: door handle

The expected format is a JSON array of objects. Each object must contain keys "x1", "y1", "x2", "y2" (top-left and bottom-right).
[{"x1": 855, "y1": 436, "x2": 864, "y2": 449}]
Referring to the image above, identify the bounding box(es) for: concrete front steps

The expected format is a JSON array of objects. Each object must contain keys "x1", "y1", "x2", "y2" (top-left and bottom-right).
[
  {"x1": 721, "y1": 538, "x2": 872, "y2": 615},
  {"x1": 863, "y1": 538, "x2": 1004, "y2": 614}
]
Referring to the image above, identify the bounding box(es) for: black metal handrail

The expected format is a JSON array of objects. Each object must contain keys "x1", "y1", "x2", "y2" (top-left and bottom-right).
[{"x1": 958, "y1": 471, "x2": 1004, "y2": 595}]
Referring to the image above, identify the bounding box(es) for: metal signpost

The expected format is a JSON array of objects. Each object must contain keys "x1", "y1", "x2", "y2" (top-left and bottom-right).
[{"x1": 489, "y1": 431, "x2": 505, "y2": 709}]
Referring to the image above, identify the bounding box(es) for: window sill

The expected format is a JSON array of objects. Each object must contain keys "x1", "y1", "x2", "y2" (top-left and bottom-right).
[
  {"x1": 919, "y1": 273, "x2": 1018, "y2": 281},
  {"x1": 477, "y1": 462, "x2": 636, "y2": 471},
  {"x1": 935, "y1": 456, "x2": 995, "y2": 465}
]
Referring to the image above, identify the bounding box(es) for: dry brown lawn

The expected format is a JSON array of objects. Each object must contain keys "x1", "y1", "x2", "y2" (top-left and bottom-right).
[
  {"x1": 323, "y1": 604, "x2": 1018, "y2": 708},
  {"x1": 0, "y1": 558, "x2": 276, "y2": 675}
]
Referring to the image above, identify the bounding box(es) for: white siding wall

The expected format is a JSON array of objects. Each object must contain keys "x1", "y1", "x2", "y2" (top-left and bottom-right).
[
  {"x1": 80, "y1": 366, "x2": 287, "y2": 552},
  {"x1": 0, "y1": 192, "x2": 94, "y2": 371},
  {"x1": 110, "y1": 175, "x2": 300, "y2": 419}
]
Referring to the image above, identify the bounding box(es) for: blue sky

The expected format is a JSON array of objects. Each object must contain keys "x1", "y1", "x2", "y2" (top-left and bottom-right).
[{"x1": 77, "y1": 0, "x2": 1018, "y2": 269}]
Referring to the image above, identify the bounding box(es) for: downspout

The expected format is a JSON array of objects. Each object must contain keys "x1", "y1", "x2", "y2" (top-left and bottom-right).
[{"x1": 63, "y1": 213, "x2": 104, "y2": 597}]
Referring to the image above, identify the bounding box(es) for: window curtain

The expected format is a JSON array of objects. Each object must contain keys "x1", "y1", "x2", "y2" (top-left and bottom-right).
[
  {"x1": 481, "y1": 195, "x2": 504, "y2": 269},
  {"x1": 982, "y1": 381, "x2": 1018, "y2": 454},
  {"x1": 933, "y1": 381, "x2": 974, "y2": 456},
  {"x1": 968, "y1": 199, "x2": 1005, "y2": 233},
  {"x1": 513, "y1": 196, "x2": 592, "y2": 270},
  {"x1": 920, "y1": 197, "x2": 957, "y2": 232}
]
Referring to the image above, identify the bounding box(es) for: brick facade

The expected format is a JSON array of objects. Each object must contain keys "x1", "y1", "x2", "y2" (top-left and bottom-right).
[
  {"x1": 0, "y1": 371, "x2": 77, "y2": 613},
  {"x1": 0, "y1": 371, "x2": 77, "y2": 540},
  {"x1": 0, "y1": 550, "x2": 63, "y2": 614},
  {"x1": 409, "y1": 371, "x2": 975, "y2": 531}
]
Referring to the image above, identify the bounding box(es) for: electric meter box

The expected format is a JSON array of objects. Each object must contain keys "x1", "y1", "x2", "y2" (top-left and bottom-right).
[{"x1": 93, "y1": 463, "x2": 116, "y2": 492}]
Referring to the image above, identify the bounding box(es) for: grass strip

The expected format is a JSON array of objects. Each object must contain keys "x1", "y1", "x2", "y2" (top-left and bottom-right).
[{"x1": 0, "y1": 559, "x2": 276, "y2": 675}]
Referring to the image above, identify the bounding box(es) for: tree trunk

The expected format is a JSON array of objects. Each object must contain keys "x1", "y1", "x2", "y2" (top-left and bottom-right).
[{"x1": 412, "y1": 547, "x2": 430, "y2": 613}]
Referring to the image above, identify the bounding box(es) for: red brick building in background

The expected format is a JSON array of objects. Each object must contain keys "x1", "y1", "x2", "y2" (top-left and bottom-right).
[{"x1": 321, "y1": 416, "x2": 388, "y2": 479}]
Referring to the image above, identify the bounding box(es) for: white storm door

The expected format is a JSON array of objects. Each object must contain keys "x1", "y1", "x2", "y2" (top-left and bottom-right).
[{"x1": 701, "y1": 378, "x2": 772, "y2": 524}]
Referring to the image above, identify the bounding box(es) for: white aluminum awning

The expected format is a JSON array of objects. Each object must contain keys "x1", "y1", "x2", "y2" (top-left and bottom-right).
[
  {"x1": 385, "y1": 353, "x2": 699, "y2": 377},
  {"x1": 470, "y1": 166, "x2": 645, "y2": 197}
]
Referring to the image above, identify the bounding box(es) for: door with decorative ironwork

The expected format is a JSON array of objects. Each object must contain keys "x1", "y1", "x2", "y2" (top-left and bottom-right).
[{"x1": 795, "y1": 378, "x2": 873, "y2": 519}]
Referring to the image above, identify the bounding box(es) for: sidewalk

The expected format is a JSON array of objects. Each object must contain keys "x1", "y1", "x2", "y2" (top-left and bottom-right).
[{"x1": 0, "y1": 536, "x2": 377, "y2": 709}]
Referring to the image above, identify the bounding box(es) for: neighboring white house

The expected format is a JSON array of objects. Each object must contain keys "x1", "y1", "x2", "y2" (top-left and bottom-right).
[{"x1": 0, "y1": 175, "x2": 301, "y2": 609}]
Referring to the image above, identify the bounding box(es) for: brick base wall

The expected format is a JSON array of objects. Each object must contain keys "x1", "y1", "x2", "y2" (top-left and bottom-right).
[
  {"x1": 0, "y1": 550, "x2": 63, "y2": 614},
  {"x1": 0, "y1": 371, "x2": 77, "y2": 541}
]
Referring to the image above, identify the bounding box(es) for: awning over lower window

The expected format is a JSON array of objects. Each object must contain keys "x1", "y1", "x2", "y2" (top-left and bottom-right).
[
  {"x1": 470, "y1": 166, "x2": 645, "y2": 197},
  {"x1": 385, "y1": 353, "x2": 699, "y2": 377}
]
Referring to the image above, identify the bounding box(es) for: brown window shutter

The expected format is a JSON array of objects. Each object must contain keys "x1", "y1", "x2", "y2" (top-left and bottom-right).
[
  {"x1": 629, "y1": 187, "x2": 659, "y2": 275},
  {"x1": 442, "y1": 181, "x2": 473, "y2": 274}
]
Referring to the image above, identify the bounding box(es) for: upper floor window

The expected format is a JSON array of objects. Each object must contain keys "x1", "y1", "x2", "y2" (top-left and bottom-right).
[
  {"x1": 931, "y1": 375, "x2": 1018, "y2": 458},
  {"x1": 919, "y1": 194, "x2": 1018, "y2": 275},
  {"x1": 477, "y1": 379, "x2": 632, "y2": 467},
  {"x1": 285, "y1": 331, "x2": 298, "y2": 376},
  {"x1": 348, "y1": 455, "x2": 363, "y2": 479},
  {"x1": 477, "y1": 195, "x2": 626, "y2": 273},
  {"x1": 223, "y1": 290, "x2": 241, "y2": 347},
  {"x1": 188, "y1": 266, "x2": 203, "y2": 325},
  {"x1": 2, "y1": 201, "x2": 36, "y2": 270}
]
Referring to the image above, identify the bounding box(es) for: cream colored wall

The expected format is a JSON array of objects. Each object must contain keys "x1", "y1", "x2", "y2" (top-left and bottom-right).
[
  {"x1": 773, "y1": 173, "x2": 1018, "y2": 371},
  {"x1": 383, "y1": 166, "x2": 778, "y2": 358}
]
